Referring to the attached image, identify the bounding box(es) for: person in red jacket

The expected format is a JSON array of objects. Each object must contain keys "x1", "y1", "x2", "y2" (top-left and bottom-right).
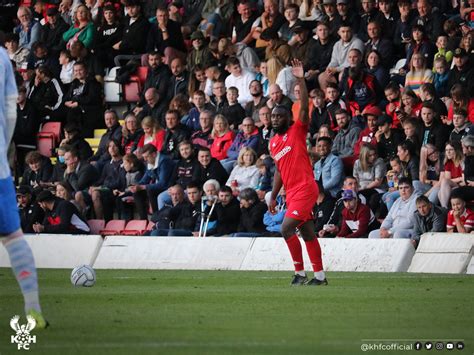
[
  {"x1": 336, "y1": 189, "x2": 377, "y2": 238},
  {"x1": 353, "y1": 105, "x2": 381, "y2": 158}
]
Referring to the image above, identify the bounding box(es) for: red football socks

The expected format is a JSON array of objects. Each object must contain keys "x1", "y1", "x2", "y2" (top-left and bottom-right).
[
  {"x1": 285, "y1": 235, "x2": 304, "y2": 272},
  {"x1": 304, "y1": 238, "x2": 324, "y2": 272}
]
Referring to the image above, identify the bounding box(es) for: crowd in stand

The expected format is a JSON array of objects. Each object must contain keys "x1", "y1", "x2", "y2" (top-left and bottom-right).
[{"x1": 3, "y1": 0, "x2": 474, "y2": 243}]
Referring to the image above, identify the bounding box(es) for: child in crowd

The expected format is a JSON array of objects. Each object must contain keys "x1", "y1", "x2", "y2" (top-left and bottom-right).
[
  {"x1": 309, "y1": 88, "x2": 328, "y2": 139},
  {"x1": 433, "y1": 34, "x2": 453, "y2": 66},
  {"x1": 221, "y1": 86, "x2": 246, "y2": 129},
  {"x1": 59, "y1": 50, "x2": 75, "y2": 89},
  {"x1": 255, "y1": 158, "x2": 272, "y2": 200},
  {"x1": 387, "y1": 156, "x2": 402, "y2": 192},
  {"x1": 325, "y1": 83, "x2": 346, "y2": 132},
  {"x1": 446, "y1": 194, "x2": 474, "y2": 233},
  {"x1": 432, "y1": 57, "x2": 450, "y2": 98},
  {"x1": 255, "y1": 61, "x2": 269, "y2": 96},
  {"x1": 384, "y1": 82, "x2": 402, "y2": 128},
  {"x1": 204, "y1": 66, "x2": 222, "y2": 98}
]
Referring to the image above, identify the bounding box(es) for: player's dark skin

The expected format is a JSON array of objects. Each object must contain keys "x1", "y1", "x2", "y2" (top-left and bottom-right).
[{"x1": 268, "y1": 60, "x2": 317, "y2": 242}]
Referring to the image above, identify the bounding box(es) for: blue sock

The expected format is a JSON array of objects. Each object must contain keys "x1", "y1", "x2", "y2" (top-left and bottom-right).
[{"x1": 4, "y1": 236, "x2": 41, "y2": 313}]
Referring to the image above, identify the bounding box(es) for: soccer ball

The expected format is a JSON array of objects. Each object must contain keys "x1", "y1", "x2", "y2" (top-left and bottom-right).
[{"x1": 71, "y1": 265, "x2": 96, "y2": 287}]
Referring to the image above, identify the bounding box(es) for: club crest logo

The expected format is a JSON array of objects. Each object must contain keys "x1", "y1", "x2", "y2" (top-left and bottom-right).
[{"x1": 10, "y1": 315, "x2": 37, "y2": 350}]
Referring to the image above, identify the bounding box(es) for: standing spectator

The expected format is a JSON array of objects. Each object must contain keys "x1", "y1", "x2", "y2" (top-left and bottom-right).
[
  {"x1": 446, "y1": 195, "x2": 474, "y2": 233},
  {"x1": 15, "y1": 6, "x2": 41, "y2": 50},
  {"x1": 313, "y1": 137, "x2": 344, "y2": 198},
  {"x1": 336, "y1": 189, "x2": 377, "y2": 238},
  {"x1": 411, "y1": 195, "x2": 446, "y2": 247},
  {"x1": 62, "y1": 4, "x2": 95, "y2": 49},
  {"x1": 210, "y1": 115, "x2": 235, "y2": 161},
  {"x1": 369, "y1": 178, "x2": 419, "y2": 239},
  {"x1": 215, "y1": 185, "x2": 241, "y2": 236}
]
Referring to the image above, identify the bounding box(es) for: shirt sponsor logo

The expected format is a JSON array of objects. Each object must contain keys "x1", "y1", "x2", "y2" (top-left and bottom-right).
[{"x1": 274, "y1": 146, "x2": 292, "y2": 162}]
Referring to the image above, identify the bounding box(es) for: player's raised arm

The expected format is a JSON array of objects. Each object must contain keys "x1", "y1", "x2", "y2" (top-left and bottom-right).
[{"x1": 291, "y1": 59, "x2": 309, "y2": 125}]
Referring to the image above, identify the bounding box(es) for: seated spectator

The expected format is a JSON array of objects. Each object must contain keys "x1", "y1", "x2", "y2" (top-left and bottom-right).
[
  {"x1": 266, "y1": 83, "x2": 293, "y2": 112},
  {"x1": 383, "y1": 82, "x2": 402, "y2": 128},
  {"x1": 33, "y1": 190, "x2": 90, "y2": 234},
  {"x1": 404, "y1": 52, "x2": 434, "y2": 96},
  {"x1": 113, "y1": 153, "x2": 144, "y2": 220},
  {"x1": 187, "y1": 65, "x2": 207, "y2": 99},
  {"x1": 191, "y1": 111, "x2": 214, "y2": 149},
  {"x1": 186, "y1": 31, "x2": 213, "y2": 72},
  {"x1": 336, "y1": 189, "x2": 377, "y2": 238},
  {"x1": 255, "y1": 158, "x2": 273, "y2": 200},
  {"x1": 94, "y1": 4, "x2": 123, "y2": 69},
  {"x1": 136, "y1": 116, "x2": 166, "y2": 158},
  {"x1": 251, "y1": 0, "x2": 286, "y2": 53},
  {"x1": 226, "y1": 147, "x2": 260, "y2": 196},
  {"x1": 59, "y1": 123, "x2": 93, "y2": 161},
  {"x1": 447, "y1": 48, "x2": 473, "y2": 97},
  {"x1": 398, "y1": 90, "x2": 423, "y2": 123},
  {"x1": 418, "y1": 144, "x2": 443, "y2": 204},
  {"x1": 193, "y1": 146, "x2": 229, "y2": 187},
  {"x1": 16, "y1": 185, "x2": 44, "y2": 233},
  {"x1": 324, "y1": 83, "x2": 347, "y2": 132},
  {"x1": 69, "y1": 40, "x2": 104, "y2": 82},
  {"x1": 87, "y1": 139, "x2": 123, "y2": 221},
  {"x1": 313, "y1": 137, "x2": 344, "y2": 198},
  {"x1": 432, "y1": 57, "x2": 450, "y2": 98},
  {"x1": 167, "y1": 58, "x2": 189, "y2": 103},
  {"x1": 221, "y1": 87, "x2": 247, "y2": 129},
  {"x1": 136, "y1": 88, "x2": 168, "y2": 125},
  {"x1": 331, "y1": 109, "x2": 362, "y2": 163},
  {"x1": 15, "y1": 6, "x2": 41, "y2": 51},
  {"x1": 169, "y1": 94, "x2": 192, "y2": 123},
  {"x1": 185, "y1": 90, "x2": 214, "y2": 132},
  {"x1": 449, "y1": 109, "x2": 472, "y2": 144},
  {"x1": 263, "y1": 186, "x2": 286, "y2": 237},
  {"x1": 121, "y1": 113, "x2": 144, "y2": 155},
  {"x1": 161, "y1": 109, "x2": 191, "y2": 160},
  {"x1": 353, "y1": 106, "x2": 381, "y2": 158},
  {"x1": 55, "y1": 181, "x2": 82, "y2": 213},
  {"x1": 375, "y1": 114, "x2": 403, "y2": 163},
  {"x1": 149, "y1": 184, "x2": 185, "y2": 233},
  {"x1": 267, "y1": 57, "x2": 298, "y2": 101},
  {"x1": 129, "y1": 143, "x2": 174, "y2": 218},
  {"x1": 447, "y1": 84, "x2": 474, "y2": 124},
  {"x1": 147, "y1": 6, "x2": 187, "y2": 64},
  {"x1": 446, "y1": 194, "x2": 474, "y2": 233},
  {"x1": 214, "y1": 185, "x2": 241, "y2": 236},
  {"x1": 21, "y1": 151, "x2": 53, "y2": 191},
  {"x1": 315, "y1": 184, "x2": 338, "y2": 238},
  {"x1": 402, "y1": 24, "x2": 436, "y2": 76},
  {"x1": 402, "y1": 117, "x2": 422, "y2": 153},
  {"x1": 210, "y1": 115, "x2": 235, "y2": 161},
  {"x1": 48, "y1": 146, "x2": 67, "y2": 184},
  {"x1": 224, "y1": 56, "x2": 255, "y2": 106},
  {"x1": 437, "y1": 141, "x2": 465, "y2": 209},
  {"x1": 365, "y1": 20, "x2": 393, "y2": 69},
  {"x1": 234, "y1": 188, "x2": 267, "y2": 237},
  {"x1": 223, "y1": 117, "x2": 261, "y2": 172},
  {"x1": 89, "y1": 110, "x2": 123, "y2": 173},
  {"x1": 245, "y1": 80, "x2": 268, "y2": 124},
  {"x1": 62, "y1": 5, "x2": 95, "y2": 49},
  {"x1": 419, "y1": 83, "x2": 448, "y2": 120},
  {"x1": 209, "y1": 80, "x2": 228, "y2": 115},
  {"x1": 369, "y1": 178, "x2": 419, "y2": 239},
  {"x1": 411, "y1": 195, "x2": 447, "y2": 247},
  {"x1": 64, "y1": 62, "x2": 103, "y2": 138},
  {"x1": 4, "y1": 33, "x2": 29, "y2": 69},
  {"x1": 365, "y1": 49, "x2": 389, "y2": 91}
]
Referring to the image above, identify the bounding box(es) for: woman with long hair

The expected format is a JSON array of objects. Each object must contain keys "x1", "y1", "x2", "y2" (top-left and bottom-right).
[
  {"x1": 438, "y1": 141, "x2": 465, "y2": 208},
  {"x1": 226, "y1": 147, "x2": 260, "y2": 196},
  {"x1": 266, "y1": 56, "x2": 297, "y2": 100},
  {"x1": 419, "y1": 143, "x2": 443, "y2": 203},
  {"x1": 210, "y1": 114, "x2": 235, "y2": 161},
  {"x1": 62, "y1": 4, "x2": 95, "y2": 49},
  {"x1": 169, "y1": 93, "x2": 192, "y2": 122},
  {"x1": 447, "y1": 84, "x2": 474, "y2": 123},
  {"x1": 398, "y1": 89, "x2": 423, "y2": 122},
  {"x1": 121, "y1": 113, "x2": 144, "y2": 155},
  {"x1": 404, "y1": 52, "x2": 433, "y2": 96},
  {"x1": 365, "y1": 49, "x2": 389, "y2": 89},
  {"x1": 299, "y1": 0, "x2": 325, "y2": 21},
  {"x1": 187, "y1": 64, "x2": 207, "y2": 99},
  {"x1": 136, "y1": 116, "x2": 165, "y2": 157}
]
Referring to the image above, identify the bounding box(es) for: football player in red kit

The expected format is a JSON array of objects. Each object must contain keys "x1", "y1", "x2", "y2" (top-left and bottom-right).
[{"x1": 268, "y1": 59, "x2": 327, "y2": 286}]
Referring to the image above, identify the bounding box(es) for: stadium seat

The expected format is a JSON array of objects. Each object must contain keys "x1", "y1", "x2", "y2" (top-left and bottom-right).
[
  {"x1": 94, "y1": 129, "x2": 107, "y2": 138},
  {"x1": 39, "y1": 122, "x2": 62, "y2": 144},
  {"x1": 37, "y1": 136, "x2": 55, "y2": 157},
  {"x1": 146, "y1": 221, "x2": 155, "y2": 232},
  {"x1": 87, "y1": 219, "x2": 106, "y2": 235},
  {"x1": 390, "y1": 59, "x2": 407, "y2": 76},
  {"x1": 123, "y1": 79, "x2": 141, "y2": 103},
  {"x1": 85, "y1": 138, "x2": 101, "y2": 148},
  {"x1": 136, "y1": 66, "x2": 148, "y2": 87},
  {"x1": 104, "y1": 67, "x2": 122, "y2": 103},
  {"x1": 121, "y1": 220, "x2": 148, "y2": 236},
  {"x1": 100, "y1": 220, "x2": 126, "y2": 236}
]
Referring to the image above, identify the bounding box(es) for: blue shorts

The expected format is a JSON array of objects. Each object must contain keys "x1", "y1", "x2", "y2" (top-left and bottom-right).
[{"x1": 0, "y1": 176, "x2": 21, "y2": 235}]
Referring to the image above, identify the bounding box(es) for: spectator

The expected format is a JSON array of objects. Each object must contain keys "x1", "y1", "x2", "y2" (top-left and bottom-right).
[
  {"x1": 256, "y1": 106, "x2": 274, "y2": 155},
  {"x1": 383, "y1": 82, "x2": 402, "y2": 128},
  {"x1": 138, "y1": 117, "x2": 165, "y2": 157},
  {"x1": 402, "y1": 117, "x2": 422, "y2": 153},
  {"x1": 136, "y1": 52, "x2": 171, "y2": 111},
  {"x1": 418, "y1": 144, "x2": 443, "y2": 204},
  {"x1": 129, "y1": 143, "x2": 174, "y2": 217},
  {"x1": 369, "y1": 177, "x2": 419, "y2": 239},
  {"x1": 69, "y1": 40, "x2": 104, "y2": 82},
  {"x1": 40, "y1": 7, "x2": 69, "y2": 58},
  {"x1": 402, "y1": 24, "x2": 436, "y2": 75},
  {"x1": 187, "y1": 65, "x2": 207, "y2": 98},
  {"x1": 364, "y1": 21, "x2": 394, "y2": 69},
  {"x1": 4, "y1": 33, "x2": 29, "y2": 69},
  {"x1": 446, "y1": 194, "x2": 474, "y2": 233},
  {"x1": 14, "y1": 6, "x2": 41, "y2": 51},
  {"x1": 114, "y1": 0, "x2": 150, "y2": 65},
  {"x1": 191, "y1": 110, "x2": 214, "y2": 149},
  {"x1": 147, "y1": 6, "x2": 186, "y2": 65},
  {"x1": 411, "y1": 195, "x2": 446, "y2": 247},
  {"x1": 186, "y1": 31, "x2": 213, "y2": 72},
  {"x1": 336, "y1": 189, "x2": 377, "y2": 238},
  {"x1": 87, "y1": 139, "x2": 123, "y2": 221},
  {"x1": 185, "y1": 90, "x2": 214, "y2": 132},
  {"x1": 62, "y1": 4, "x2": 95, "y2": 49},
  {"x1": 161, "y1": 109, "x2": 191, "y2": 160},
  {"x1": 405, "y1": 52, "x2": 434, "y2": 96},
  {"x1": 64, "y1": 61, "x2": 103, "y2": 138},
  {"x1": 226, "y1": 147, "x2": 260, "y2": 195},
  {"x1": 413, "y1": 0, "x2": 444, "y2": 43},
  {"x1": 432, "y1": 56, "x2": 450, "y2": 98},
  {"x1": 33, "y1": 190, "x2": 90, "y2": 234},
  {"x1": 214, "y1": 185, "x2": 241, "y2": 236},
  {"x1": 357, "y1": 0, "x2": 380, "y2": 42},
  {"x1": 447, "y1": 84, "x2": 474, "y2": 124},
  {"x1": 365, "y1": 49, "x2": 389, "y2": 90},
  {"x1": 21, "y1": 151, "x2": 53, "y2": 190},
  {"x1": 418, "y1": 102, "x2": 448, "y2": 153},
  {"x1": 220, "y1": 87, "x2": 246, "y2": 130},
  {"x1": 263, "y1": 186, "x2": 286, "y2": 237},
  {"x1": 266, "y1": 83, "x2": 293, "y2": 112},
  {"x1": 245, "y1": 80, "x2": 268, "y2": 124},
  {"x1": 305, "y1": 22, "x2": 336, "y2": 85},
  {"x1": 167, "y1": 58, "x2": 189, "y2": 103},
  {"x1": 448, "y1": 48, "x2": 474, "y2": 97},
  {"x1": 234, "y1": 188, "x2": 267, "y2": 237},
  {"x1": 94, "y1": 4, "x2": 123, "y2": 69},
  {"x1": 89, "y1": 110, "x2": 123, "y2": 172},
  {"x1": 136, "y1": 88, "x2": 168, "y2": 124},
  {"x1": 121, "y1": 113, "x2": 144, "y2": 155},
  {"x1": 251, "y1": 0, "x2": 286, "y2": 52},
  {"x1": 313, "y1": 136, "x2": 344, "y2": 198},
  {"x1": 398, "y1": 140, "x2": 420, "y2": 185},
  {"x1": 324, "y1": 83, "x2": 346, "y2": 132},
  {"x1": 55, "y1": 181, "x2": 81, "y2": 212},
  {"x1": 449, "y1": 109, "x2": 472, "y2": 143},
  {"x1": 16, "y1": 185, "x2": 44, "y2": 233},
  {"x1": 209, "y1": 80, "x2": 228, "y2": 115},
  {"x1": 149, "y1": 184, "x2": 185, "y2": 233},
  {"x1": 299, "y1": 0, "x2": 325, "y2": 22},
  {"x1": 59, "y1": 123, "x2": 93, "y2": 161},
  {"x1": 255, "y1": 158, "x2": 272, "y2": 200},
  {"x1": 59, "y1": 50, "x2": 75, "y2": 89},
  {"x1": 267, "y1": 57, "x2": 298, "y2": 101},
  {"x1": 314, "y1": 183, "x2": 337, "y2": 238},
  {"x1": 29, "y1": 65, "x2": 64, "y2": 122},
  {"x1": 193, "y1": 146, "x2": 229, "y2": 187},
  {"x1": 419, "y1": 83, "x2": 448, "y2": 120},
  {"x1": 353, "y1": 106, "x2": 381, "y2": 158},
  {"x1": 291, "y1": 23, "x2": 318, "y2": 73},
  {"x1": 224, "y1": 56, "x2": 255, "y2": 105},
  {"x1": 437, "y1": 141, "x2": 465, "y2": 209},
  {"x1": 210, "y1": 115, "x2": 235, "y2": 161},
  {"x1": 332, "y1": 109, "x2": 362, "y2": 160},
  {"x1": 232, "y1": 1, "x2": 257, "y2": 46},
  {"x1": 224, "y1": 117, "x2": 261, "y2": 172},
  {"x1": 49, "y1": 146, "x2": 67, "y2": 184},
  {"x1": 200, "y1": 0, "x2": 234, "y2": 40}
]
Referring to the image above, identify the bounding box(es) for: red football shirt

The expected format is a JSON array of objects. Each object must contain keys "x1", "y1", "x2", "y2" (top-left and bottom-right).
[
  {"x1": 270, "y1": 120, "x2": 317, "y2": 200},
  {"x1": 446, "y1": 208, "x2": 474, "y2": 232}
]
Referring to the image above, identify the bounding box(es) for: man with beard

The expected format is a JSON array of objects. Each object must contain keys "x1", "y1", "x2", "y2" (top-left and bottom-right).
[
  {"x1": 245, "y1": 80, "x2": 268, "y2": 123},
  {"x1": 166, "y1": 57, "x2": 189, "y2": 102}
]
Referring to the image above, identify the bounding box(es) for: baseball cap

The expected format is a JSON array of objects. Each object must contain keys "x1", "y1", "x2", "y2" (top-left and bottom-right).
[
  {"x1": 190, "y1": 31, "x2": 205, "y2": 41},
  {"x1": 376, "y1": 114, "x2": 393, "y2": 126},
  {"x1": 16, "y1": 186, "x2": 32, "y2": 196},
  {"x1": 362, "y1": 106, "x2": 382, "y2": 117},
  {"x1": 342, "y1": 189, "x2": 356, "y2": 201},
  {"x1": 453, "y1": 48, "x2": 467, "y2": 58}
]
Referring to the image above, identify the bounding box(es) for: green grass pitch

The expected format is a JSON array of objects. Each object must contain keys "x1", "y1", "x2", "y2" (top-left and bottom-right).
[{"x1": 0, "y1": 269, "x2": 473, "y2": 355}]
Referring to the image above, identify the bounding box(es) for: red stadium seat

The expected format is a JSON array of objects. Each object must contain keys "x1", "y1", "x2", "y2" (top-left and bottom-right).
[
  {"x1": 38, "y1": 122, "x2": 62, "y2": 144},
  {"x1": 100, "y1": 220, "x2": 126, "y2": 236},
  {"x1": 136, "y1": 66, "x2": 148, "y2": 87},
  {"x1": 87, "y1": 219, "x2": 106, "y2": 235},
  {"x1": 146, "y1": 221, "x2": 155, "y2": 232},
  {"x1": 121, "y1": 220, "x2": 148, "y2": 236},
  {"x1": 123, "y1": 80, "x2": 141, "y2": 103},
  {"x1": 37, "y1": 135, "x2": 55, "y2": 157}
]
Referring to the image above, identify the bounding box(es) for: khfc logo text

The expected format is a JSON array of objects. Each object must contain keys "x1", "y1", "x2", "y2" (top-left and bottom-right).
[{"x1": 10, "y1": 315, "x2": 37, "y2": 350}]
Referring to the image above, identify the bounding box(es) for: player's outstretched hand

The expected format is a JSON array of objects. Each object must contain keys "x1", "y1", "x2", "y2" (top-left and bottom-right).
[{"x1": 291, "y1": 59, "x2": 304, "y2": 79}]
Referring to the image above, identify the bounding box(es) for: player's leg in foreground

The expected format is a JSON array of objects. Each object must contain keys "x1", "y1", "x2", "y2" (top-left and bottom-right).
[
  {"x1": 0, "y1": 177, "x2": 48, "y2": 328},
  {"x1": 280, "y1": 216, "x2": 327, "y2": 286}
]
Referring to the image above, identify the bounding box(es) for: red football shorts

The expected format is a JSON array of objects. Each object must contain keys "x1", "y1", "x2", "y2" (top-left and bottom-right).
[{"x1": 284, "y1": 193, "x2": 318, "y2": 222}]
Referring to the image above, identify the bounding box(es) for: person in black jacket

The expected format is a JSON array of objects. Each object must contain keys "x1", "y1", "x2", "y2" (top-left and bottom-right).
[
  {"x1": 234, "y1": 188, "x2": 267, "y2": 237},
  {"x1": 166, "y1": 57, "x2": 190, "y2": 103},
  {"x1": 193, "y1": 146, "x2": 229, "y2": 187},
  {"x1": 113, "y1": 0, "x2": 150, "y2": 66},
  {"x1": 136, "y1": 52, "x2": 171, "y2": 108},
  {"x1": 22, "y1": 151, "x2": 53, "y2": 191},
  {"x1": 16, "y1": 185, "x2": 44, "y2": 233},
  {"x1": 40, "y1": 7, "x2": 69, "y2": 58},
  {"x1": 59, "y1": 123, "x2": 93, "y2": 161},
  {"x1": 28, "y1": 65, "x2": 64, "y2": 122},
  {"x1": 417, "y1": 102, "x2": 449, "y2": 153},
  {"x1": 33, "y1": 190, "x2": 90, "y2": 234},
  {"x1": 215, "y1": 185, "x2": 241, "y2": 236},
  {"x1": 161, "y1": 109, "x2": 191, "y2": 159},
  {"x1": 94, "y1": 4, "x2": 123, "y2": 69},
  {"x1": 64, "y1": 61, "x2": 104, "y2": 138}
]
